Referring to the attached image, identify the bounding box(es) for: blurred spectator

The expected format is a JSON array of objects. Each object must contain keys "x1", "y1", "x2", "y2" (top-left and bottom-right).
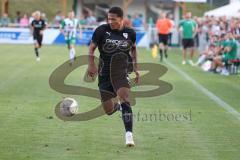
[
  {"x1": 132, "y1": 13, "x2": 144, "y2": 28},
  {"x1": 210, "y1": 20, "x2": 221, "y2": 36},
  {"x1": 123, "y1": 15, "x2": 132, "y2": 28},
  {"x1": 194, "y1": 17, "x2": 200, "y2": 48},
  {"x1": 29, "y1": 12, "x2": 35, "y2": 25},
  {"x1": 41, "y1": 13, "x2": 48, "y2": 24},
  {"x1": 54, "y1": 11, "x2": 62, "y2": 26},
  {"x1": 83, "y1": 7, "x2": 97, "y2": 25},
  {"x1": 0, "y1": 13, "x2": 11, "y2": 27},
  {"x1": 197, "y1": 18, "x2": 209, "y2": 52},
  {"x1": 20, "y1": 14, "x2": 29, "y2": 28},
  {"x1": 14, "y1": 11, "x2": 21, "y2": 23},
  {"x1": 79, "y1": 15, "x2": 87, "y2": 25},
  {"x1": 209, "y1": 32, "x2": 238, "y2": 75},
  {"x1": 85, "y1": 13, "x2": 97, "y2": 25}
]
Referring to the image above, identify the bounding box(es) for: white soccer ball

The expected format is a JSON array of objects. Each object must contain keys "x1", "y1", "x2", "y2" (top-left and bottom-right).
[{"x1": 60, "y1": 97, "x2": 79, "y2": 117}]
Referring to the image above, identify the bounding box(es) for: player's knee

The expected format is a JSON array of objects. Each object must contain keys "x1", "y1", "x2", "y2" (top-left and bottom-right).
[
  {"x1": 118, "y1": 94, "x2": 129, "y2": 103},
  {"x1": 102, "y1": 101, "x2": 114, "y2": 116},
  {"x1": 105, "y1": 109, "x2": 113, "y2": 115},
  {"x1": 117, "y1": 89, "x2": 130, "y2": 102}
]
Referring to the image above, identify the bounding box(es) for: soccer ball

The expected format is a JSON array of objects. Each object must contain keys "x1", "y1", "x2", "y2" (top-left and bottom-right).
[{"x1": 60, "y1": 97, "x2": 79, "y2": 117}]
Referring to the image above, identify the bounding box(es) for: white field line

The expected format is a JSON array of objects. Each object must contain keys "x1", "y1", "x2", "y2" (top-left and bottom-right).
[{"x1": 165, "y1": 60, "x2": 240, "y2": 121}]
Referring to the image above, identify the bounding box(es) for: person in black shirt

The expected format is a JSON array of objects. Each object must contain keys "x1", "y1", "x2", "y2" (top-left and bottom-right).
[
  {"x1": 87, "y1": 7, "x2": 139, "y2": 147},
  {"x1": 31, "y1": 11, "x2": 46, "y2": 61}
]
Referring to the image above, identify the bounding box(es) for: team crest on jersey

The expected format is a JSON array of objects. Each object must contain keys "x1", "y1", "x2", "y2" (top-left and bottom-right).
[{"x1": 123, "y1": 33, "x2": 128, "y2": 39}]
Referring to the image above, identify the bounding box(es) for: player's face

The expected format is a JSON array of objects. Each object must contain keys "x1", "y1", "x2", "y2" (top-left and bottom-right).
[
  {"x1": 35, "y1": 14, "x2": 40, "y2": 20},
  {"x1": 161, "y1": 13, "x2": 166, "y2": 19},
  {"x1": 227, "y1": 32, "x2": 234, "y2": 39},
  {"x1": 185, "y1": 12, "x2": 191, "y2": 19},
  {"x1": 69, "y1": 12, "x2": 74, "y2": 19},
  {"x1": 107, "y1": 13, "x2": 123, "y2": 30}
]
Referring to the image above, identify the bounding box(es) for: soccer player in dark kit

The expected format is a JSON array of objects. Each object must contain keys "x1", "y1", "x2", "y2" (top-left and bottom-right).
[
  {"x1": 87, "y1": 7, "x2": 139, "y2": 147},
  {"x1": 31, "y1": 11, "x2": 46, "y2": 61}
]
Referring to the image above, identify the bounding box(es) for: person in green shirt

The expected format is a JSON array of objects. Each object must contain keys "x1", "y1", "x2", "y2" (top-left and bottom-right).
[
  {"x1": 178, "y1": 12, "x2": 197, "y2": 65},
  {"x1": 60, "y1": 11, "x2": 82, "y2": 64},
  {"x1": 222, "y1": 40, "x2": 238, "y2": 62},
  {"x1": 211, "y1": 32, "x2": 238, "y2": 75}
]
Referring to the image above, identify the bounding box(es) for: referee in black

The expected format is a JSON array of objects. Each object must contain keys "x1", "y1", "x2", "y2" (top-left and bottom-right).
[
  {"x1": 87, "y1": 7, "x2": 139, "y2": 147},
  {"x1": 31, "y1": 11, "x2": 46, "y2": 61}
]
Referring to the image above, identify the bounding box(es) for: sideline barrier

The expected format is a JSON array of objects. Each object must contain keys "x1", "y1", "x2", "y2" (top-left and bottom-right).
[{"x1": 0, "y1": 27, "x2": 147, "y2": 47}]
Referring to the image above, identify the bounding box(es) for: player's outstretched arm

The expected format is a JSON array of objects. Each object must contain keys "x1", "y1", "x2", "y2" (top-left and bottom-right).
[
  {"x1": 87, "y1": 42, "x2": 98, "y2": 77},
  {"x1": 131, "y1": 43, "x2": 140, "y2": 84}
]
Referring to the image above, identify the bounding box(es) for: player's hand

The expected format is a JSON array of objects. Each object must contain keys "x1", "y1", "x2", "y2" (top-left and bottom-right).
[
  {"x1": 134, "y1": 70, "x2": 140, "y2": 84},
  {"x1": 87, "y1": 64, "x2": 98, "y2": 77}
]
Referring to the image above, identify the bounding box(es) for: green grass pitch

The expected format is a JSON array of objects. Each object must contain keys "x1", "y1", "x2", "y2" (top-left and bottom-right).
[{"x1": 0, "y1": 44, "x2": 240, "y2": 160}]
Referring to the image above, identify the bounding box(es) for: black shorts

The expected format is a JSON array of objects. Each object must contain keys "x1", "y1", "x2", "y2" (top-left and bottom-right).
[
  {"x1": 98, "y1": 74, "x2": 130, "y2": 102},
  {"x1": 33, "y1": 34, "x2": 43, "y2": 46},
  {"x1": 182, "y1": 39, "x2": 194, "y2": 49},
  {"x1": 98, "y1": 52, "x2": 132, "y2": 102},
  {"x1": 158, "y1": 34, "x2": 169, "y2": 45}
]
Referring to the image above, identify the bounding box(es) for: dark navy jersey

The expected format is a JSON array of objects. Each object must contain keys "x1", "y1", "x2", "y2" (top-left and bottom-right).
[
  {"x1": 91, "y1": 24, "x2": 136, "y2": 76},
  {"x1": 31, "y1": 19, "x2": 46, "y2": 36}
]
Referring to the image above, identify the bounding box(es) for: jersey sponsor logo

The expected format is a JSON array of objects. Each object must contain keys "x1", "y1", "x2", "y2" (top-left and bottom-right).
[
  {"x1": 103, "y1": 39, "x2": 132, "y2": 53},
  {"x1": 105, "y1": 39, "x2": 127, "y2": 45},
  {"x1": 34, "y1": 24, "x2": 43, "y2": 28}
]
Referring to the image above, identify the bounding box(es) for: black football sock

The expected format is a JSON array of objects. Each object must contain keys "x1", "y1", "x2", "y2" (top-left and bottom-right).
[
  {"x1": 159, "y1": 49, "x2": 163, "y2": 61},
  {"x1": 35, "y1": 48, "x2": 39, "y2": 57},
  {"x1": 121, "y1": 102, "x2": 133, "y2": 132}
]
